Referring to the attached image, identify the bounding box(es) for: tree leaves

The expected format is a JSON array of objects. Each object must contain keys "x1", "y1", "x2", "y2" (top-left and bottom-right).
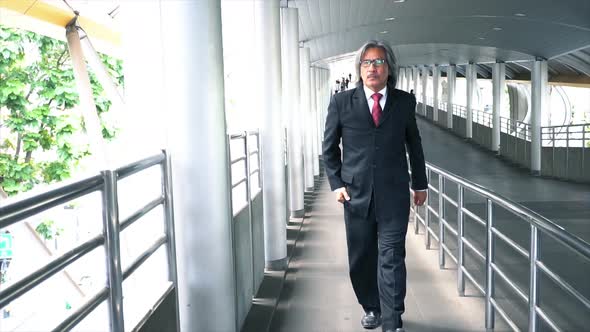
[{"x1": 0, "y1": 25, "x2": 123, "y2": 196}]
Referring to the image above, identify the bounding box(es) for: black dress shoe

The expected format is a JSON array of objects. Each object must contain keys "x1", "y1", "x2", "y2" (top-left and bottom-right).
[{"x1": 361, "y1": 310, "x2": 381, "y2": 329}]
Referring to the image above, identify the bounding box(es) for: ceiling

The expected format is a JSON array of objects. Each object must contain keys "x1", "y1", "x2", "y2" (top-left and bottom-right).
[
  {"x1": 2, "y1": 0, "x2": 589, "y2": 83},
  {"x1": 290, "y1": 0, "x2": 590, "y2": 83}
]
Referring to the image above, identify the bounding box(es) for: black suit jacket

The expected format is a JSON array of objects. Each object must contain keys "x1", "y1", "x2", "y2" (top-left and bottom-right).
[{"x1": 323, "y1": 85, "x2": 428, "y2": 219}]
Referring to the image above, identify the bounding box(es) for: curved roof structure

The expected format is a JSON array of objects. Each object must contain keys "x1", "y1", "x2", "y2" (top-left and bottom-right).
[
  {"x1": 1, "y1": 0, "x2": 589, "y2": 84},
  {"x1": 292, "y1": 0, "x2": 590, "y2": 83}
]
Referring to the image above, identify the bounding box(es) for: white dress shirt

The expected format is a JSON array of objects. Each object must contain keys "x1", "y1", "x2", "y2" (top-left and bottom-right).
[{"x1": 364, "y1": 85, "x2": 387, "y2": 115}]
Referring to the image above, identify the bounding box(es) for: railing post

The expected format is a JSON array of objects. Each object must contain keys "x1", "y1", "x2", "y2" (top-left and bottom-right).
[
  {"x1": 528, "y1": 224, "x2": 539, "y2": 332},
  {"x1": 583, "y1": 126, "x2": 586, "y2": 177},
  {"x1": 244, "y1": 132, "x2": 256, "y2": 292},
  {"x1": 162, "y1": 150, "x2": 181, "y2": 330},
  {"x1": 511, "y1": 120, "x2": 526, "y2": 161},
  {"x1": 101, "y1": 170, "x2": 125, "y2": 332},
  {"x1": 526, "y1": 124, "x2": 530, "y2": 167},
  {"x1": 438, "y1": 175, "x2": 445, "y2": 268},
  {"x1": 485, "y1": 198, "x2": 495, "y2": 329},
  {"x1": 566, "y1": 125, "x2": 570, "y2": 178},
  {"x1": 425, "y1": 169, "x2": 431, "y2": 249},
  {"x1": 552, "y1": 127, "x2": 556, "y2": 176},
  {"x1": 255, "y1": 133, "x2": 263, "y2": 189},
  {"x1": 457, "y1": 185, "x2": 465, "y2": 296},
  {"x1": 414, "y1": 196, "x2": 420, "y2": 234}
]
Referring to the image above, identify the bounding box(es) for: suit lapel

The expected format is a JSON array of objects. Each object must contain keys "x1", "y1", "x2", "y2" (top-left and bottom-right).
[
  {"x1": 378, "y1": 86, "x2": 400, "y2": 126},
  {"x1": 352, "y1": 86, "x2": 375, "y2": 127}
]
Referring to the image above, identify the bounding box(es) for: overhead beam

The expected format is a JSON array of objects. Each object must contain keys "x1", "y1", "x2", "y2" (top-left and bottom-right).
[
  {"x1": 475, "y1": 64, "x2": 491, "y2": 78},
  {"x1": 456, "y1": 65, "x2": 466, "y2": 77},
  {"x1": 556, "y1": 54, "x2": 590, "y2": 76},
  {"x1": 503, "y1": 65, "x2": 516, "y2": 79},
  {"x1": 0, "y1": 0, "x2": 120, "y2": 47}
]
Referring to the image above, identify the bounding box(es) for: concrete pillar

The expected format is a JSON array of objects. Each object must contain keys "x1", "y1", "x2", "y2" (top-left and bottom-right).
[
  {"x1": 432, "y1": 65, "x2": 440, "y2": 122},
  {"x1": 405, "y1": 68, "x2": 410, "y2": 90},
  {"x1": 315, "y1": 68, "x2": 323, "y2": 160},
  {"x1": 421, "y1": 67, "x2": 428, "y2": 116},
  {"x1": 318, "y1": 69, "x2": 324, "y2": 142},
  {"x1": 466, "y1": 63, "x2": 476, "y2": 138},
  {"x1": 325, "y1": 70, "x2": 330, "y2": 128},
  {"x1": 280, "y1": 7, "x2": 304, "y2": 217},
  {"x1": 157, "y1": 1, "x2": 236, "y2": 330},
  {"x1": 531, "y1": 58, "x2": 548, "y2": 174},
  {"x1": 311, "y1": 67, "x2": 320, "y2": 177},
  {"x1": 404, "y1": 68, "x2": 409, "y2": 90},
  {"x1": 300, "y1": 48, "x2": 314, "y2": 191},
  {"x1": 413, "y1": 67, "x2": 419, "y2": 99},
  {"x1": 492, "y1": 62, "x2": 505, "y2": 153},
  {"x1": 447, "y1": 65, "x2": 456, "y2": 129},
  {"x1": 254, "y1": 0, "x2": 287, "y2": 270}
]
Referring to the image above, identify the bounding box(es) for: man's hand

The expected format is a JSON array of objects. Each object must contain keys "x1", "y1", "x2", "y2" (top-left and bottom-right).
[
  {"x1": 335, "y1": 187, "x2": 350, "y2": 203},
  {"x1": 413, "y1": 190, "x2": 427, "y2": 206}
]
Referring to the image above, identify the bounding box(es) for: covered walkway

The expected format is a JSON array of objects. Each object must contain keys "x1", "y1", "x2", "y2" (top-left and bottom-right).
[
  {"x1": 245, "y1": 117, "x2": 590, "y2": 332},
  {"x1": 268, "y1": 178, "x2": 509, "y2": 332},
  {"x1": 0, "y1": 1, "x2": 589, "y2": 331}
]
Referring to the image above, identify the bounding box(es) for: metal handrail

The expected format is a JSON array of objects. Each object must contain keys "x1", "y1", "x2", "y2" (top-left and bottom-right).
[
  {"x1": 542, "y1": 123, "x2": 589, "y2": 148},
  {"x1": 452, "y1": 104, "x2": 467, "y2": 118},
  {"x1": 0, "y1": 175, "x2": 104, "y2": 228},
  {"x1": 500, "y1": 116, "x2": 531, "y2": 141},
  {"x1": 541, "y1": 123, "x2": 588, "y2": 180},
  {"x1": 228, "y1": 130, "x2": 261, "y2": 216},
  {"x1": 0, "y1": 151, "x2": 180, "y2": 331},
  {"x1": 472, "y1": 109, "x2": 492, "y2": 127},
  {"x1": 410, "y1": 160, "x2": 590, "y2": 332}
]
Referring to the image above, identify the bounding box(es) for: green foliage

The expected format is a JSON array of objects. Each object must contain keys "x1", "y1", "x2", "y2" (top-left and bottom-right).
[
  {"x1": 34, "y1": 220, "x2": 63, "y2": 241},
  {"x1": 0, "y1": 25, "x2": 123, "y2": 196}
]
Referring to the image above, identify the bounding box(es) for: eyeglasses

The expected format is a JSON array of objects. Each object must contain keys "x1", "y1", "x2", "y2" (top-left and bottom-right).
[{"x1": 360, "y1": 59, "x2": 386, "y2": 67}]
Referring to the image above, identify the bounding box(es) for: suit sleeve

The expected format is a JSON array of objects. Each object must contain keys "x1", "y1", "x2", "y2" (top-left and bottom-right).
[
  {"x1": 323, "y1": 95, "x2": 345, "y2": 190},
  {"x1": 405, "y1": 94, "x2": 428, "y2": 190}
]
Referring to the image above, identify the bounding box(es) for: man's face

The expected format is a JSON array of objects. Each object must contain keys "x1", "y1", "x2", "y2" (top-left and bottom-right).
[{"x1": 360, "y1": 47, "x2": 389, "y2": 92}]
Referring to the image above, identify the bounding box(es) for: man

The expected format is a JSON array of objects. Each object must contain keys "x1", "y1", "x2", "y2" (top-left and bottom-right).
[{"x1": 323, "y1": 40, "x2": 428, "y2": 332}]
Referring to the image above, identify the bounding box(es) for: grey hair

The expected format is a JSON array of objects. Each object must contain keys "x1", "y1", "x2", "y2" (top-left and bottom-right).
[{"x1": 354, "y1": 40, "x2": 398, "y2": 88}]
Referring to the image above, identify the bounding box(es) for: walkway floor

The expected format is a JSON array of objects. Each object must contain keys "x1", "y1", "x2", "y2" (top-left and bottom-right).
[
  {"x1": 269, "y1": 179, "x2": 509, "y2": 332},
  {"x1": 416, "y1": 117, "x2": 590, "y2": 242}
]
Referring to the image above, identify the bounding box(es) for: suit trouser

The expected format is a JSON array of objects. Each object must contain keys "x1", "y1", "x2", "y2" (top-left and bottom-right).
[{"x1": 343, "y1": 189, "x2": 410, "y2": 330}]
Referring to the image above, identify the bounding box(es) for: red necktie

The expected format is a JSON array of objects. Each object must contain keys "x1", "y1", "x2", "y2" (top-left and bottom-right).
[{"x1": 371, "y1": 93, "x2": 383, "y2": 126}]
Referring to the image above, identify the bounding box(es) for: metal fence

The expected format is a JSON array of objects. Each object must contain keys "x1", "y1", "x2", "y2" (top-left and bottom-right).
[
  {"x1": 541, "y1": 123, "x2": 589, "y2": 182},
  {"x1": 410, "y1": 162, "x2": 590, "y2": 331},
  {"x1": 229, "y1": 131, "x2": 262, "y2": 216},
  {"x1": 452, "y1": 104, "x2": 467, "y2": 118},
  {"x1": 473, "y1": 109, "x2": 492, "y2": 127},
  {"x1": 500, "y1": 117, "x2": 531, "y2": 141},
  {"x1": 228, "y1": 130, "x2": 265, "y2": 328},
  {"x1": 542, "y1": 123, "x2": 589, "y2": 148},
  {"x1": 0, "y1": 151, "x2": 179, "y2": 331}
]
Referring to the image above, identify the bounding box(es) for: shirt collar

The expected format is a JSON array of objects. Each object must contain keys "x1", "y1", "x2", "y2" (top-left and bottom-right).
[{"x1": 363, "y1": 85, "x2": 388, "y2": 101}]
